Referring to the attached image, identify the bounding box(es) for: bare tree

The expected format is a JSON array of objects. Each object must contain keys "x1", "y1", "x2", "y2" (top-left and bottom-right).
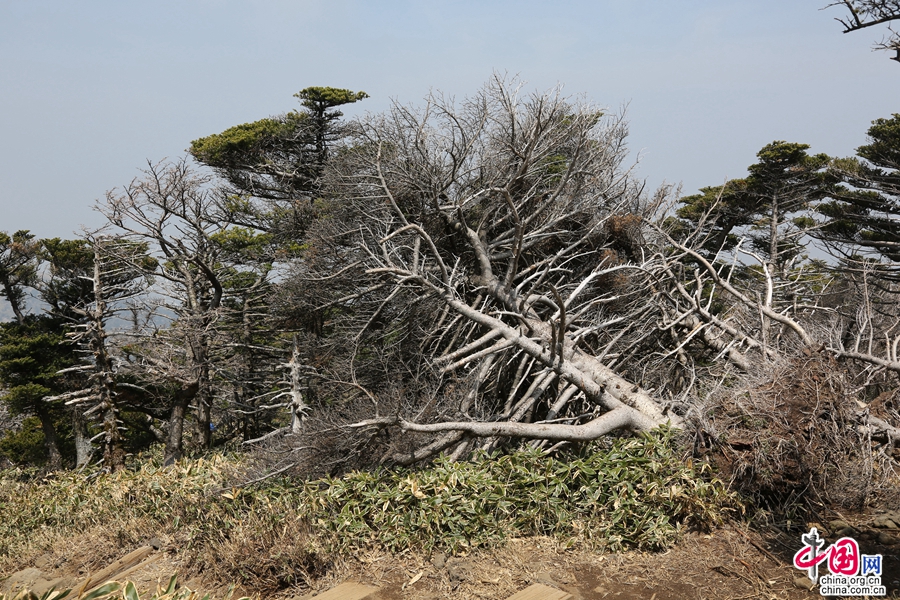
[
  {"x1": 100, "y1": 160, "x2": 227, "y2": 464},
  {"x1": 280, "y1": 77, "x2": 900, "y2": 474},
  {"x1": 48, "y1": 235, "x2": 149, "y2": 471},
  {"x1": 826, "y1": 1, "x2": 900, "y2": 60},
  {"x1": 651, "y1": 216, "x2": 900, "y2": 447},
  {"x1": 299, "y1": 78, "x2": 684, "y2": 463}
]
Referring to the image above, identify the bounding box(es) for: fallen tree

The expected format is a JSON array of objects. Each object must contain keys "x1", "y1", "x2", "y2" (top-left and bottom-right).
[
  {"x1": 256, "y1": 78, "x2": 900, "y2": 497},
  {"x1": 294, "y1": 77, "x2": 687, "y2": 462}
]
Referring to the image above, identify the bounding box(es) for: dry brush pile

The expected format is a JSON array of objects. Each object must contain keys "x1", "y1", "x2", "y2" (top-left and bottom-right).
[{"x1": 692, "y1": 354, "x2": 900, "y2": 512}]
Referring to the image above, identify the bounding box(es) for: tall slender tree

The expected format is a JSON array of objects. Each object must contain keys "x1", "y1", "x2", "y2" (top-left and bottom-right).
[
  {"x1": 674, "y1": 142, "x2": 833, "y2": 274},
  {"x1": 0, "y1": 232, "x2": 85, "y2": 468},
  {"x1": 39, "y1": 237, "x2": 96, "y2": 466},
  {"x1": 47, "y1": 235, "x2": 151, "y2": 471}
]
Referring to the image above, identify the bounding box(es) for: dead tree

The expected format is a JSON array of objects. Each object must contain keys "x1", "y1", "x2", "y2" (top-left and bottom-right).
[
  {"x1": 826, "y1": 1, "x2": 900, "y2": 60},
  {"x1": 305, "y1": 77, "x2": 682, "y2": 462},
  {"x1": 234, "y1": 335, "x2": 312, "y2": 447},
  {"x1": 99, "y1": 160, "x2": 227, "y2": 464},
  {"x1": 651, "y1": 218, "x2": 900, "y2": 445},
  {"x1": 48, "y1": 235, "x2": 149, "y2": 471}
]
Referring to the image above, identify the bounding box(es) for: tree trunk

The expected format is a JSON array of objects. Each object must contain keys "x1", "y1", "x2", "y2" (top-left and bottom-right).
[
  {"x1": 90, "y1": 245, "x2": 127, "y2": 472},
  {"x1": 769, "y1": 194, "x2": 779, "y2": 277},
  {"x1": 34, "y1": 403, "x2": 62, "y2": 469},
  {"x1": 164, "y1": 381, "x2": 198, "y2": 466},
  {"x1": 196, "y1": 378, "x2": 213, "y2": 448},
  {"x1": 187, "y1": 331, "x2": 213, "y2": 449},
  {"x1": 101, "y1": 393, "x2": 125, "y2": 471},
  {"x1": 72, "y1": 407, "x2": 93, "y2": 468},
  {"x1": 288, "y1": 336, "x2": 307, "y2": 434}
]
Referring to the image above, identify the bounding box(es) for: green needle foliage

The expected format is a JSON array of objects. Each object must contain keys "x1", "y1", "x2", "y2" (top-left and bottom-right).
[
  {"x1": 189, "y1": 87, "x2": 367, "y2": 205},
  {"x1": 819, "y1": 113, "x2": 900, "y2": 276},
  {"x1": 673, "y1": 141, "x2": 834, "y2": 268}
]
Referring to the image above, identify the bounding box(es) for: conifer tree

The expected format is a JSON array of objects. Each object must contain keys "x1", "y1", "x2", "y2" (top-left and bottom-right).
[
  {"x1": 819, "y1": 114, "x2": 900, "y2": 277},
  {"x1": 189, "y1": 87, "x2": 367, "y2": 241},
  {"x1": 675, "y1": 141, "x2": 834, "y2": 275}
]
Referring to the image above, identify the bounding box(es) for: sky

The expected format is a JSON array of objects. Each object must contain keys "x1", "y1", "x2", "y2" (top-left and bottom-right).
[{"x1": 1, "y1": 0, "x2": 899, "y2": 240}]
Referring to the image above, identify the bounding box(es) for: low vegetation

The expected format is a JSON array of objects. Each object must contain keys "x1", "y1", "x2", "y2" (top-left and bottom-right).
[{"x1": 0, "y1": 428, "x2": 737, "y2": 593}]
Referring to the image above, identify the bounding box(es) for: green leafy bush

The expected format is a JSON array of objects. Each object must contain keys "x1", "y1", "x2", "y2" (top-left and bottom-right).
[
  {"x1": 299, "y1": 427, "x2": 739, "y2": 553},
  {"x1": 0, "y1": 417, "x2": 49, "y2": 466},
  {"x1": 0, "y1": 427, "x2": 738, "y2": 579}
]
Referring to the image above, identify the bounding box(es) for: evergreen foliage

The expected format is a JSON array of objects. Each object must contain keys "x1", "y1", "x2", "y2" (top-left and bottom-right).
[
  {"x1": 674, "y1": 141, "x2": 834, "y2": 271},
  {"x1": 0, "y1": 231, "x2": 40, "y2": 324},
  {"x1": 189, "y1": 87, "x2": 367, "y2": 207},
  {"x1": 819, "y1": 114, "x2": 900, "y2": 274},
  {"x1": 0, "y1": 317, "x2": 78, "y2": 467}
]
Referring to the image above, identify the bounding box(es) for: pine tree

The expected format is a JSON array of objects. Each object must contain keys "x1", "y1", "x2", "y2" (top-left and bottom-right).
[
  {"x1": 819, "y1": 114, "x2": 900, "y2": 278},
  {"x1": 189, "y1": 87, "x2": 367, "y2": 241}
]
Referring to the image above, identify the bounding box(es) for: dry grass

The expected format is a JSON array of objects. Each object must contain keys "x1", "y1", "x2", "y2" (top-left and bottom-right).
[
  {"x1": 0, "y1": 576, "x2": 252, "y2": 600},
  {"x1": 692, "y1": 354, "x2": 900, "y2": 514}
]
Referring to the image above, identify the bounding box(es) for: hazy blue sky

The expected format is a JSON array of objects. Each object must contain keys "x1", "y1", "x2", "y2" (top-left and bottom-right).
[{"x1": 2, "y1": 1, "x2": 898, "y2": 239}]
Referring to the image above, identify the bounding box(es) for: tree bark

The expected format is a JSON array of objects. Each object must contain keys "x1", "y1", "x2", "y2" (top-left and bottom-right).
[
  {"x1": 34, "y1": 403, "x2": 63, "y2": 469},
  {"x1": 72, "y1": 407, "x2": 93, "y2": 468},
  {"x1": 287, "y1": 336, "x2": 308, "y2": 434},
  {"x1": 164, "y1": 381, "x2": 198, "y2": 466},
  {"x1": 353, "y1": 402, "x2": 652, "y2": 443}
]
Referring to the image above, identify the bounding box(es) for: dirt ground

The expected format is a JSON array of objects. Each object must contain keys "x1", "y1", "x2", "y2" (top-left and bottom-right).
[
  {"x1": 290, "y1": 522, "x2": 900, "y2": 600},
  {"x1": 4, "y1": 520, "x2": 899, "y2": 600}
]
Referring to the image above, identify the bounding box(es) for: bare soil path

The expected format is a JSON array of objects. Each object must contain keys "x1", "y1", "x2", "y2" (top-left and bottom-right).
[{"x1": 3, "y1": 524, "x2": 898, "y2": 599}]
